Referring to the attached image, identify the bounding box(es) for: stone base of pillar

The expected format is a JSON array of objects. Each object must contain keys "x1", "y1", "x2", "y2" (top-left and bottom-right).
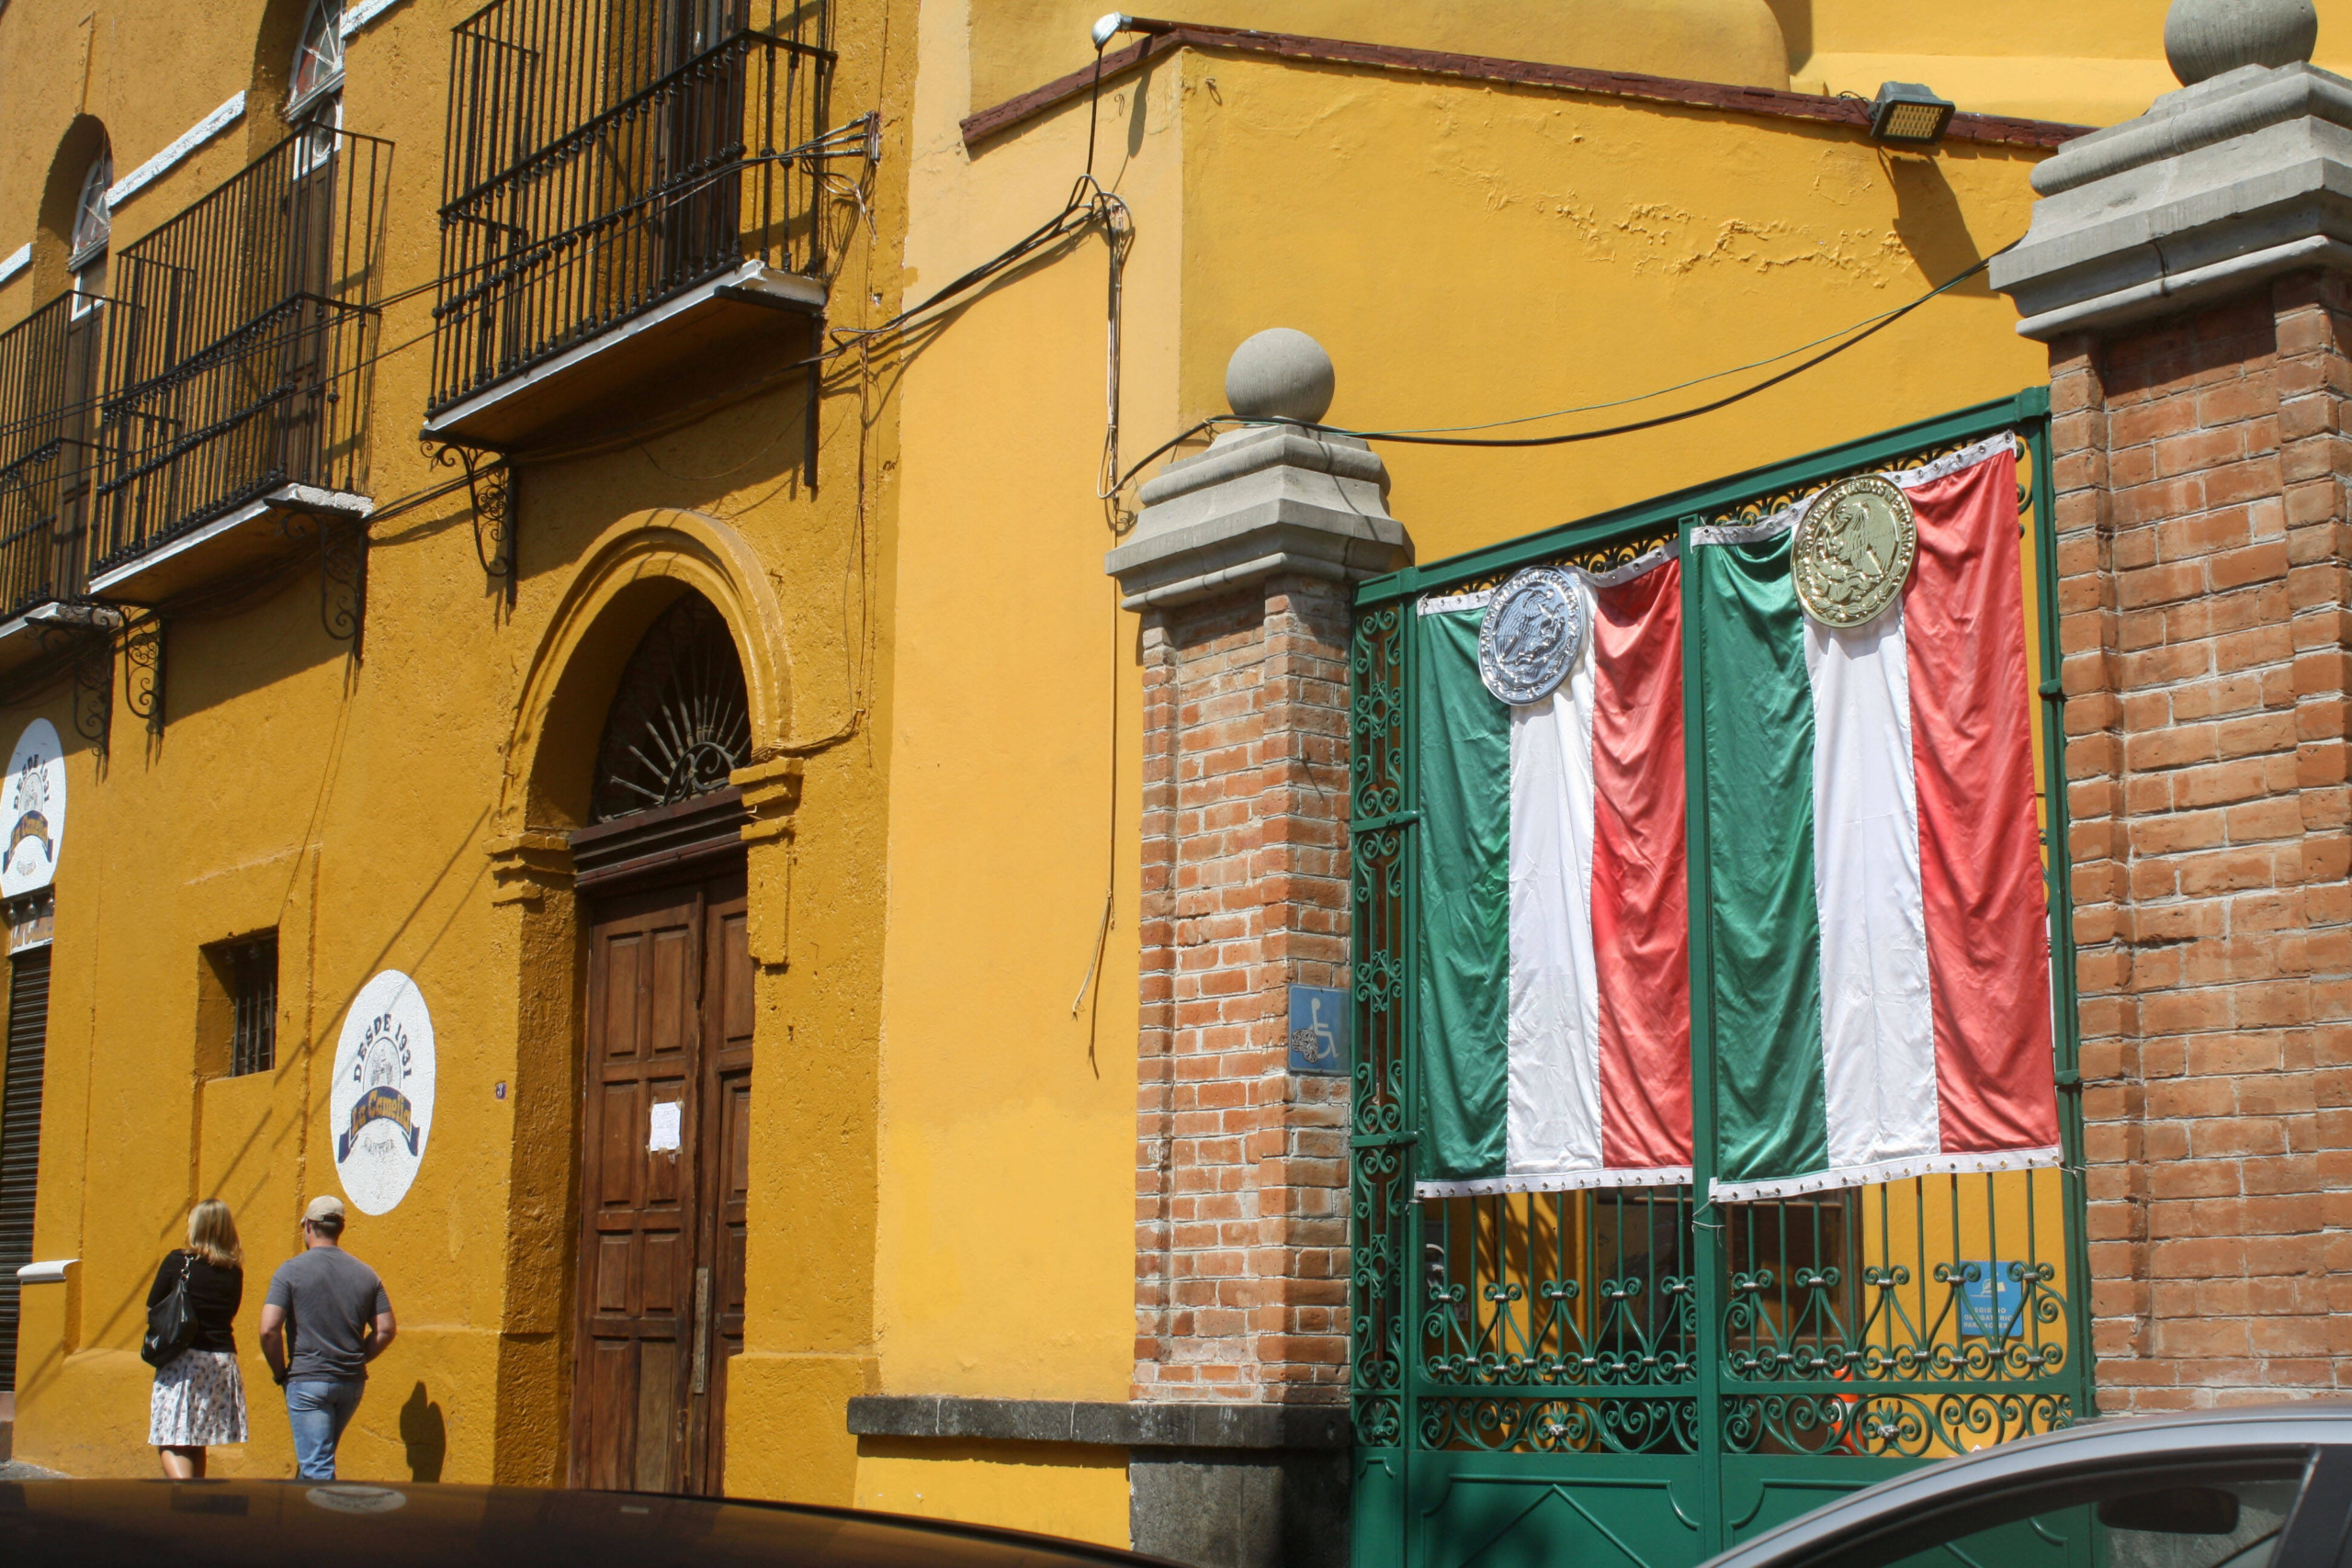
[
  {"x1": 846, "y1": 1396, "x2": 1351, "y2": 1568},
  {"x1": 1129, "y1": 1446, "x2": 1349, "y2": 1568}
]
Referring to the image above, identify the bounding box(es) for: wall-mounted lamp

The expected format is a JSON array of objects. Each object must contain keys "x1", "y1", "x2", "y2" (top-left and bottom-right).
[
  {"x1": 1091, "y1": 12, "x2": 1177, "y2": 49},
  {"x1": 1868, "y1": 81, "x2": 1957, "y2": 147}
]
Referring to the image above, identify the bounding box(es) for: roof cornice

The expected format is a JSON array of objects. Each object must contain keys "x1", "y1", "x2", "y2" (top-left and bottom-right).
[{"x1": 960, "y1": 21, "x2": 2092, "y2": 153}]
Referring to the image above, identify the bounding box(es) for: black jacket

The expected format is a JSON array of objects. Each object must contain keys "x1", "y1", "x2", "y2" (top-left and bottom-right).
[{"x1": 147, "y1": 1251, "x2": 243, "y2": 1355}]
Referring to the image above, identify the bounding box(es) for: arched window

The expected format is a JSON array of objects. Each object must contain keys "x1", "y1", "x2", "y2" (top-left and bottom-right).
[
  {"x1": 590, "y1": 595, "x2": 752, "y2": 822},
  {"x1": 66, "y1": 152, "x2": 109, "y2": 315},
  {"x1": 288, "y1": 0, "x2": 344, "y2": 123},
  {"x1": 287, "y1": 2, "x2": 344, "y2": 188}
]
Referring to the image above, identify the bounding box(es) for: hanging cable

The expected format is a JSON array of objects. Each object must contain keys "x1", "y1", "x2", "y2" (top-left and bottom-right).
[
  {"x1": 1095, "y1": 192, "x2": 1136, "y2": 509},
  {"x1": 1100, "y1": 239, "x2": 2015, "y2": 500},
  {"x1": 1317, "y1": 243, "x2": 2012, "y2": 448}
]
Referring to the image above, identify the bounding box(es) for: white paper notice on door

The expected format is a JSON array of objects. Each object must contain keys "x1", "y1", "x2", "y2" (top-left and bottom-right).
[{"x1": 648, "y1": 1100, "x2": 682, "y2": 1154}]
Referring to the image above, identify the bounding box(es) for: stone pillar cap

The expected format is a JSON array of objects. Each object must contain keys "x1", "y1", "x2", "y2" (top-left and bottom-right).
[
  {"x1": 2166, "y1": 0, "x2": 2318, "y2": 86},
  {"x1": 1225, "y1": 328, "x2": 1336, "y2": 424},
  {"x1": 1106, "y1": 421, "x2": 1411, "y2": 610},
  {"x1": 1991, "y1": 53, "x2": 2352, "y2": 340},
  {"x1": 1107, "y1": 329, "x2": 1411, "y2": 609}
]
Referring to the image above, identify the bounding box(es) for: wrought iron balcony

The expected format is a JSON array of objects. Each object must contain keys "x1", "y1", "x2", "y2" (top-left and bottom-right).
[
  {"x1": 426, "y1": 0, "x2": 834, "y2": 449},
  {"x1": 0, "y1": 295, "x2": 107, "y2": 671},
  {"x1": 86, "y1": 126, "x2": 387, "y2": 605}
]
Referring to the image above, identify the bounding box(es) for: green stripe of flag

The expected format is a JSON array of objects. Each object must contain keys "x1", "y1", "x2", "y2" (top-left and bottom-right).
[
  {"x1": 1415, "y1": 609, "x2": 1511, "y2": 1182},
  {"x1": 1696, "y1": 536, "x2": 1830, "y2": 1188}
]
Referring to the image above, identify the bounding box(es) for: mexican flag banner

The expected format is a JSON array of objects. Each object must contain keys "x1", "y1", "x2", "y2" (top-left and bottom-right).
[
  {"x1": 1411, "y1": 432, "x2": 2058, "y2": 1202},
  {"x1": 1414, "y1": 551, "x2": 1694, "y2": 1195},
  {"x1": 1692, "y1": 434, "x2": 2058, "y2": 1201}
]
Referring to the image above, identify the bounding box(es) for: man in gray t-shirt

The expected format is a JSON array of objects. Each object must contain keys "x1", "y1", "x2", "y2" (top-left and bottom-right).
[{"x1": 259, "y1": 1195, "x2": 397, "y2": 1479}]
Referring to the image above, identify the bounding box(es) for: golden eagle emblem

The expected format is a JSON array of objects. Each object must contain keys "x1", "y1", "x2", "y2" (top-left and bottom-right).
[{"x1": 1792, "y1": 474, "x2": 1917, "y2": 629}]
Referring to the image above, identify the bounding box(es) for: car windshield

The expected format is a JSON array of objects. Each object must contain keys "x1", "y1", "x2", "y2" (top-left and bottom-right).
[
  {"x1": 2099, "y1": 1479, "x2": 2300, "y2": 1568},
  {"x1": 1812, "y1": 1460, "x2": 2312, "y2": 1568}
]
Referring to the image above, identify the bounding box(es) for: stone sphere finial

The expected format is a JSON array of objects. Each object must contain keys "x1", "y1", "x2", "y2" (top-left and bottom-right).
[
  {"x1": 2165, "y1": 0, "x2": 2318, "y2": 85},
  {"x1": 1226, "y1": 328, "x2": 1336, "y2": 425}
]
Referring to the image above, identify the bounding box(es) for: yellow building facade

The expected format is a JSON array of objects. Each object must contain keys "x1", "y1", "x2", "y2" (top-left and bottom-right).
[{"x1": 0, "y1": 0, "x2": 2290, "y2": 1561}]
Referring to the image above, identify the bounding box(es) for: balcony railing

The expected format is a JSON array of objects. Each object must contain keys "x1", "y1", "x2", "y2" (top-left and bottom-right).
[
  {"x1": 91, "y1": 127, "x2": 388, "y2": 580},
  {"x1": 431, "y1": 0, "x2": 833, "y2": 417},
  {"x1": 0, "y1": 295, "x2": 98, "y2": 622}
]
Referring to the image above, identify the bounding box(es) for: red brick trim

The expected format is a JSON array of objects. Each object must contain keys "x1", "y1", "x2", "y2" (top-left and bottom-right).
[{"x1": 961, "y1": 21, "x2": 2089, "y2": 152}]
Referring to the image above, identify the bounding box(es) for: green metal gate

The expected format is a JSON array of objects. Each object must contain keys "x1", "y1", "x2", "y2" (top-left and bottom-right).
[{"x1": 1347, "y1": 390, "x2": 2092, "y2": 1568}]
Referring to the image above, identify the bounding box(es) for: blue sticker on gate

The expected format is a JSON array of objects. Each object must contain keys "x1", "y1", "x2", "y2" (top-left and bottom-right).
[{"x1": 1955, "y1": 1259, "x2": 2025, "y2": 1339}]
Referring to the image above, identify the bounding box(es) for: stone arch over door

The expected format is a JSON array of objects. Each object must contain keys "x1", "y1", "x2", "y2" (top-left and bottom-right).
[
  {"x1": 483, "y1": 508, "x2": 795, "y2": 1487},
  {"x1": 499, "y1": 508, "x2": 793, "y2": 835}
]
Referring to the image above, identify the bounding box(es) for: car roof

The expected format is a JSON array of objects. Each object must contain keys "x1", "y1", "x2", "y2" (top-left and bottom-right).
[
  {"x1": 1702, "y1": 1404, "x2": 2352, "y2": 1568},
  {"x1": 0, "y1": 1478, "x2": 1184, "y2": 1568}
]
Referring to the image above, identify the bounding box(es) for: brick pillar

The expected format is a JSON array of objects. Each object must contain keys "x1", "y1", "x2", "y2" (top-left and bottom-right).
[
  {"x1": 1993, "y1": 22, "x2": 2352, "y2": 1411},
  {"x1": 2047, "y1": 280, "x2": 2352, "y2": 1406},
  {"x1": 1131, "y1": 574, "x2": 1354, "y2": 1405},
  {"x1": 1107, "y1": 333, "x2": 1408, "y2": 1568}
]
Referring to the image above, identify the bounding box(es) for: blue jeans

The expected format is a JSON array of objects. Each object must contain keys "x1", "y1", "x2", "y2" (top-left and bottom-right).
[{"x1": 285, "y1": 1379, "x2": 364, "y2": 1480}]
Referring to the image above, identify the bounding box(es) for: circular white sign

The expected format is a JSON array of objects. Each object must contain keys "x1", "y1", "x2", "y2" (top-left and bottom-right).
[
  {"x1": 1, "y1": 719, "x2": 66, "y2": 898},
  {"x1": 331, "y1": 971, "x2": 436, "y2": 1215}
]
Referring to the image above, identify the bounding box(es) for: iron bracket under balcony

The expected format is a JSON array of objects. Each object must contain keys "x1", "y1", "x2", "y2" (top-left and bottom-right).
[
  {"x1": 0, "y1": 601, "x2": 124, "y2": 681},
  {"x1": 87, "y1": 484, "x2": 372, "y2": 606},
  {"x1": 422, "y1": 261, "x2": 826, "y2": 453}
]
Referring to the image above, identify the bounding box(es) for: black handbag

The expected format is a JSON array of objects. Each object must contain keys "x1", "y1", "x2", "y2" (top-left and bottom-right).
[{"x1": 141, "y1": 1252, "x2": 198, "y2": 1369}]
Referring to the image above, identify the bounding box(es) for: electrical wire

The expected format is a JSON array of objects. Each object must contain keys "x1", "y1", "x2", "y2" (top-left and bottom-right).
[
  {"x1": 1102, "y1": 238, "x2": 2014, "y2": 494},
  {"x1": 1324, "y1": 243, "x2": 2011, "y2": 448},
  {"x1": 1322, "y1": 276, "x2": 1999, "y2": 438}
]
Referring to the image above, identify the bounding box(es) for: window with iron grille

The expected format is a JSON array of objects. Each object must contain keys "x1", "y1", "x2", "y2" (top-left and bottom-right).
[
  {"x1": 222, "y1": 936, "x2": 277, "y2": 1077},
  {"x1": 89, "y1": 124, "x2": 389, "y2": 577},
  {"x1": 0, "y1": 296, "x2": 96, "y2": 622},
  {"x1": 430, "y1": 0, "x2": 835, "y2": 414}
]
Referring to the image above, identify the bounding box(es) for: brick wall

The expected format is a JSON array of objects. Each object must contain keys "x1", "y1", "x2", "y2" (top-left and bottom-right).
[
  {"x1": 1132, "y1": 573, "x2": 1354, "y2": 1404},
  {"x1": 2049, "y1": 272, "x2": 2352, "y2": 1409}
]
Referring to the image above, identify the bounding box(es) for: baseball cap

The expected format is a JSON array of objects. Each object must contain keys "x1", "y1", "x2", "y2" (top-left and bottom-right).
[{"x1": 304, "y1": 1194, "x2": 346, "y2": 1225}]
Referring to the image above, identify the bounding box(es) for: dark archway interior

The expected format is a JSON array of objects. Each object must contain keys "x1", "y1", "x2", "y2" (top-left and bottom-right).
[{"x1": 587, "y1": 591, "x2": 752, "y2": 822}]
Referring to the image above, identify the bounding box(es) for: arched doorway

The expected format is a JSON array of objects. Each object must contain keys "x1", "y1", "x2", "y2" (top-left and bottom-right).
[{"x1": 566, "y1": 592, "x2": 755, "y2": 1496}]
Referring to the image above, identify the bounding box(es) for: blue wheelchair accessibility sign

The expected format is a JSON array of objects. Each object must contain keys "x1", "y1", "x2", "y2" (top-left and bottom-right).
[{"x1": 1287, "y1": 986, "x2": 1349, "y2": 1077}]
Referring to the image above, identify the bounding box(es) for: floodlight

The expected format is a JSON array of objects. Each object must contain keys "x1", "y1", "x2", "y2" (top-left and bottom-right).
[{"x1": 1869, "y1": 82, "x2": 1956, "y2": 147}]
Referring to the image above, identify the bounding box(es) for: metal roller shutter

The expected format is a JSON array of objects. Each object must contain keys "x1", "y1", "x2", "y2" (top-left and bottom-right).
[{"x1": 0, "y1": 947, "x2": 52, "y2": 1392}]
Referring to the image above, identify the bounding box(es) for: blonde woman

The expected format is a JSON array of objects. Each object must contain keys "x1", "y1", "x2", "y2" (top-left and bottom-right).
[{"x1": 147, "y1": 1199, "x2": 248, "y2": 1477}]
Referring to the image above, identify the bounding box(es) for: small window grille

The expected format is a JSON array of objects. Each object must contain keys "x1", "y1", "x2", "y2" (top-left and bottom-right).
[{"x1": 226, "y1": 936, "x2": 277, "y2": 1077}]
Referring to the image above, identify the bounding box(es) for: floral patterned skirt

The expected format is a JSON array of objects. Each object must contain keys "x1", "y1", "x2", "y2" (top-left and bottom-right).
[{"x1": 149, "y1": 1348, "x2": 248, "y2": 1448}]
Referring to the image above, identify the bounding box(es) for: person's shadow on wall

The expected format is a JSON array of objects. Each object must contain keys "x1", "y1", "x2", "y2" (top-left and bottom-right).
[{"x1": 400, "y1": 1382, "x2": 447, "y2": 1483}]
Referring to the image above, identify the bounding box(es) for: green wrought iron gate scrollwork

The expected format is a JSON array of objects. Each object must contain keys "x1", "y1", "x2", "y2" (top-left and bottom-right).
[{"x1": 1347, "y1": 391, "x2": 2094, "y2": 1568}]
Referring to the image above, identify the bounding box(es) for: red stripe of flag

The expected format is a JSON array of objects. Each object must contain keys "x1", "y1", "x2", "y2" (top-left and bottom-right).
[
  {"x1": 1903, "y1": 451, "x2": 2060, "y2": 1155},
  {"x1": 1591, "y1": 559, "x2": 1695, "y2": 1170}
]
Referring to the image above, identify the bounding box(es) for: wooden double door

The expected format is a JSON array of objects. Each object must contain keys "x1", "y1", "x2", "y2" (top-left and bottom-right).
[{"x1": 571, "y1": 864, "x2": 752, "y2": 1495}]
